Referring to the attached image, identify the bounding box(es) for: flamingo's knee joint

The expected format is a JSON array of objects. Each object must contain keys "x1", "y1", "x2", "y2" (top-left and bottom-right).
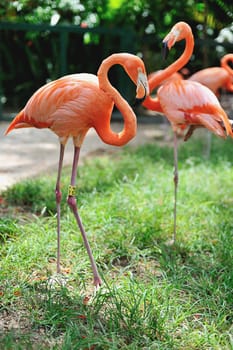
[{"x1": 55, "y1": 189, "x2": 62, "y2": 204}]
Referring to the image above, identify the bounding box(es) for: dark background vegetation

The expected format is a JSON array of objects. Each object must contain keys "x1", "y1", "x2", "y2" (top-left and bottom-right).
[{"x1": 0, "y1": 0, "x2": 232, "y2": 111}]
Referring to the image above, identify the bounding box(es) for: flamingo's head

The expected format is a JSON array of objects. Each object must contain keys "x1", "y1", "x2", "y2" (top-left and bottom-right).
[
  {"x1": 162, "y1": 21, "x2": 193, "y2": 56},
  {"x1": 123, "y1": 54, "x2": 149, "y2": 102}
]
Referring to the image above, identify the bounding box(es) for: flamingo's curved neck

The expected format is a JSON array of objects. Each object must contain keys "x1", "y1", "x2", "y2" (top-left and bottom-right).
[
  {"x1": 150, "y1": 32, "x2": 194, "y2": 92},
  {"x1": 143, "y1": 94, "x2": 163, "y2": 112},
  {"x1": 96, "y1": 55, "x2": 137, "y2": 146},
  {"x1": 221, "y1": 54, "x2": 233, "y2": 77},
  {"x1": 221, "y1": 54, "x2": 233, "y2": 92}
]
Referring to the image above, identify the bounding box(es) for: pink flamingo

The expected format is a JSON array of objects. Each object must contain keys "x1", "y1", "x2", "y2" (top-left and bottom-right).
[
  {"x1": 5, "y1": 53, "x2": 149, "y2": 287},
  {"x1": 189, "y1": 53, "x2": 233, "y2": 97},
  {"x1": 143, "y1": 22, "x2": 233, "y2": 242}
]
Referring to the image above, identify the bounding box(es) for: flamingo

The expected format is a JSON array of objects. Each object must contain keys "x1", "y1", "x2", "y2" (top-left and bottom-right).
[
  {"x1": 188, "y1": 53, "x2": 233, "y2": 97},
  {"x1": 188, "y1": 54, "x2": 233, "y2": 157},
  {"x1": 5, "y1": 53, "x2": 149, "y2": 288},
  {"x1": 143, "y1": 22, "x2": 233, "y2": 242}
]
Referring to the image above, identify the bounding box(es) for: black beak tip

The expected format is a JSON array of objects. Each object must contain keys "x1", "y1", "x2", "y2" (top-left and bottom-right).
[
  {"x1": 162, "y1": 41, "x2": 169, "y2": 60},
  {"x1": 132, "y1": 95, "x2": 147, "y2": 107}
]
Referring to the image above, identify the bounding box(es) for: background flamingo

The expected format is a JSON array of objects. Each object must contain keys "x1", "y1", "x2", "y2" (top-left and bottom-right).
[
  {"x1": 5, "y1": 53, "x2": 149, "y2": 288},
  {"x1": 143, "y1": 22, "x2": 233, "y2": 242},
  {"x1": 188, "y1": 53, "x2": 233, "y2": 97},
  {"x1": 188, "y1": 54, "x2": 233, "y2": 157}
]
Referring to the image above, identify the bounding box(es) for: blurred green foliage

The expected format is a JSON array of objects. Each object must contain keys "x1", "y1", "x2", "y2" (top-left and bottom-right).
[
  {"x1": 1, "y1": 0, "x2": 232, "y2": 28},
  {"x1": 0, "y1": 0, "x2": 232, "y2": 110}
]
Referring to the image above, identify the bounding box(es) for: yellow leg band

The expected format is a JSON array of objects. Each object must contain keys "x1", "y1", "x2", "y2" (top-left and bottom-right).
[{"x1": 68, "y1": 185, "x2": 76, "y2": 196}]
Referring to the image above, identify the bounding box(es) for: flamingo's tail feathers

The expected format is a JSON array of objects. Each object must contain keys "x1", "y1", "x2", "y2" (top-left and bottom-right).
[
  {"x1": 219, "y1": 108, "x2": 233, "y2": 137},
  {"x1": 225, "y1": 118, "x2": 233, "y2": 136},
  {"x1": 5, "y1": 110, "x2": 31, "y2": 135}
]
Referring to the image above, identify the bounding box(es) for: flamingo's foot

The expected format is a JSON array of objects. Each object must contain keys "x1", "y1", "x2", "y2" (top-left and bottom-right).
[
  {"x1": 93, "y1": 276, "x2": 102, "y2": 290},
  {"x1": 47, "y1": 273, "x2": 68, "y2": 288},
  {"x1": 56, "y1": 264, "x2": 61, "y2": 274},
  {"x1": 165, "y1": 237, "x2": 176, "y2": 246}
]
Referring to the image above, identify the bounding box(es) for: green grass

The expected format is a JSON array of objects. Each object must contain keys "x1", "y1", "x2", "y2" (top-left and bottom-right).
[{"x1": 0, "y1": 133, "x2": 233, "y2": 349}]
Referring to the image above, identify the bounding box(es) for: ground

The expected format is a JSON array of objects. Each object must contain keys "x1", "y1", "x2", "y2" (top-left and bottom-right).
[{"x1": 0, "y1": 114, "x2": 165, "y2": 191}]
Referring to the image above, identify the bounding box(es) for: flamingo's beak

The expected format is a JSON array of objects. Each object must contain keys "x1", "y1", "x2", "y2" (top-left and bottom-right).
[
  {"x1": 162, "y1": 41, "x2": 169, "y2": 60},
  {"x1": 135, "y1": 70, "x2": 149, "y2": 104}
]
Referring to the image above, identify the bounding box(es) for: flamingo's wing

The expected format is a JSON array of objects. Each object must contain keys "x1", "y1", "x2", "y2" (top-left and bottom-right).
[
  {"x1": 158, "y1": 80, "x2": 233, "y2": 137},
  {"x1": 5, "y1": 74, "x2": 101, "y2": 135}
]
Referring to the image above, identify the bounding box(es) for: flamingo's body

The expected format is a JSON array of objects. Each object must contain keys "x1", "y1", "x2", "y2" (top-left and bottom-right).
[
  {"x1": 6, "y1": 53, "x2": 149, "y2": 287},
  {"x1": 188, "y1": 54, "x2": 233, "y2": 96},
  {"x1": 8, "y1": 74, "x2": 114, "y2": 145},
  {"x1": 157, "y1": 79, "x2": 231, "y2": 138},
  {"x1": 143, "y1": 22, "x2": 233, "y2": 241},
  {"x1": 143, "y1": 71, "x2": 183, "y2": 113}
]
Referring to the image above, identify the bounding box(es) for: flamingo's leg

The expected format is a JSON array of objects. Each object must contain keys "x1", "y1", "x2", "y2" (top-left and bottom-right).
[
  {"x1": 173, "y1": 131, "x2": 178, "y2": 243},
  {"x1": 55, "y1": 143, "x2": 65, "y2": 273},
  {"x1": 67, "y1": 146, "x2": 102, "y2": 288}
]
